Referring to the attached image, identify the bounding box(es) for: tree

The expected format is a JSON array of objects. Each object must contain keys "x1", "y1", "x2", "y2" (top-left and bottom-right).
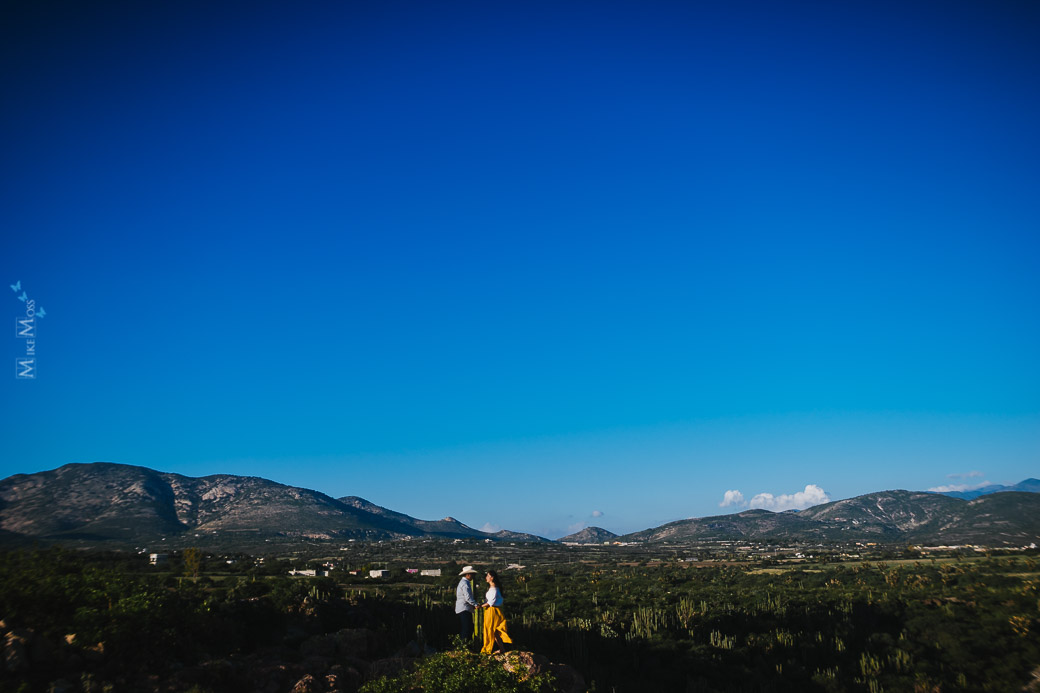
[{"x1": 183, "y1": 547, "x2": 202, "y2": 580}]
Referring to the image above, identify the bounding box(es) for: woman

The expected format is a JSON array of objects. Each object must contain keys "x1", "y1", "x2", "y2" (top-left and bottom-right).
[{"x1": 480, "y1": 570, "x2": 513, "y2": 654}]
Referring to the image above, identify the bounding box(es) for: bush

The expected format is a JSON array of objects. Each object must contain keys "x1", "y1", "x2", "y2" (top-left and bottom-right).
[{"x1": 360, "y1": 650, "x2": 553, "y2": 693}]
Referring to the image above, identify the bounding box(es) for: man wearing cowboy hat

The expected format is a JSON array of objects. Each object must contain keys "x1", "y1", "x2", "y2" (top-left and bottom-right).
[{"x1": 455, "y1": 565, "x2": 481, "y2": 640}]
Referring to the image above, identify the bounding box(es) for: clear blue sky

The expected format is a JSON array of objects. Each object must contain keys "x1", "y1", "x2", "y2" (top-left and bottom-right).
[{"x1": 2, "y1": 0, "x2": 1038, "y2": 538}]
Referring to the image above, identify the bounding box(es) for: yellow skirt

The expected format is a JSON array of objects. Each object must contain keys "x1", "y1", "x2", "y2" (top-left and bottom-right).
[{"x1": 481, "y1": 606, "x2": 513, "y2": 653}]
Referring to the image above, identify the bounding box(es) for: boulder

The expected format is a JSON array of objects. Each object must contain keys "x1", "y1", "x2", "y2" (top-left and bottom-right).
[
  {"x1": 290, "y1": 674, "x2": 322, "y2": 693},
  {"x1": 326, "y1": 663, "x2": 362, "y2": 693},
  {"x1": 546, "y1": 663, "x2": 586, "y2": 693},
  {"x1": 494, "y1": 650, "x2": 585, "y2": 693},
  {"x1": 4, "y1": 630, "x2": 29, "y2": 673},
  {"x1": 1023, "y1": 664, "x2": 1040, "y2": 693}
]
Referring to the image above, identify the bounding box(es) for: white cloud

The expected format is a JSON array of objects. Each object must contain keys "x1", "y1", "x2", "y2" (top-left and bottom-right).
[
  {"x1": 479, "y1": 522, "x2": 502, "y2": 533},
  {"x1": 719, "y1": 489, "x2": 745, "y2": 507},
  {"x1": 947, "y1": 471, "x2": 984, "y2": 480},
  {"x1": 928, "y1": 480, "x2": 991, "y2": 493},
  {"x1": 591, "y1": 510, "x2": 604, "y2": 518},
  {"x1": 748, "y1": 484, "x2": 830, "y2": 512}
]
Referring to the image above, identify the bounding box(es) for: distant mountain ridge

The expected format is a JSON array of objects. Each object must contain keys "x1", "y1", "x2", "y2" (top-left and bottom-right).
[
  {"x1": 620, "y1": 489, "x2": 1040, "y2": 546},
  {"x1": 1, "y1": 464, "x2": 1037, "y2": 549},
  {"x1": 933, "y1": 478, "x2": 1040, "y2": 500},
  {"x1": 0, "y1": 462, "x2": 549, "y2": 548},
  {"x1": 338, "y1": 496, "x2": 548, "y2": 543}
]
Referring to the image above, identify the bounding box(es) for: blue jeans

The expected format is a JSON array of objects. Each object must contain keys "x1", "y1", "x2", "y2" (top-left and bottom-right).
[{"x1": 458, "y1": 610, "x2": 474, "y2": 639}]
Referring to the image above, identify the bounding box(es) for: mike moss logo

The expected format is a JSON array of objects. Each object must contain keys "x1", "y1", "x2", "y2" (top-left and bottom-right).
[{"x1": 11, "y1": 280, "x2": 46, "y2": 380}]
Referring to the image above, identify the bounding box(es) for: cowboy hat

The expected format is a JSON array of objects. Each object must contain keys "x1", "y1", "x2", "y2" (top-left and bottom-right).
[{"x1": 458, "y1": 565, "x2": 479, "y2": 576}]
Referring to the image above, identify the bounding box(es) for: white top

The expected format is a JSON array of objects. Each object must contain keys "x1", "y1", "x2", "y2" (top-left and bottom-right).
[{"x1": 485, "y1": 585, "x2": 503, "y2": 607}]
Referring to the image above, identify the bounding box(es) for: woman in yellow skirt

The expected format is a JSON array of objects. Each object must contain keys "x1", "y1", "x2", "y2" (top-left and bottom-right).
[{"x1": 480, "y1": 569, "x2": 513, "y2": 654}]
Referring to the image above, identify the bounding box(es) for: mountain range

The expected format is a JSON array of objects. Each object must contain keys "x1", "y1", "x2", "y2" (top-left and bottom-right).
[
  {"x1": 618, "y1": 489, "x2": 1040, "y2": 545},
  {"x1": 0, "y1": 462, "x2": 549, "y2": 549},
  {"x1": 934, "y1": 478, "x2": 1040, "y2": 500},
  {"x1": 0, "y1": 463, "x2": 1037, "y2": 549}
]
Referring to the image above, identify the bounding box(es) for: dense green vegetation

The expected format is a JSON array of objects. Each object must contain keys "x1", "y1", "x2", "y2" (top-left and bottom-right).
[
  {"x1": 500, "y1": 558, "x2": 1040, "y2": 691},
  {"x1": 0, "y1": 546, "x2": 1037, "y2": 692}
]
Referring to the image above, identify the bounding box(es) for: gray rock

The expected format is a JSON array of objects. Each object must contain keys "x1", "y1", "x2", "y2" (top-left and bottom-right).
[
  {"x1": 290, "y1": 674, "x2": 321, "y2": 693},
  {"x1": 4, "y1": 630, "x2": 29, "y2": 673}
]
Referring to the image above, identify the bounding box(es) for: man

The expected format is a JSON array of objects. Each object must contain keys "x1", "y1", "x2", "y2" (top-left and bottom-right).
[{"x1": 455, "y1": 565, "x2": 480, "y2": 641}]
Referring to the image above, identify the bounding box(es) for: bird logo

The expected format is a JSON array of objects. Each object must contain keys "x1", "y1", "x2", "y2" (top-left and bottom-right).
[
  {"x1": 17, "y1": 291, "x2": 27, "y2": 301},
  {"x1": 10, "y1": 281, "x2": 20, "y2": 292},
  {"x1": 37, "y1": 308, "x2": 46, "y2": 318}
]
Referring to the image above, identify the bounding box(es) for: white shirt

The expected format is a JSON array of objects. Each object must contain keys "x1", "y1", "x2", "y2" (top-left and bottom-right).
[{"x1": 485, "y1": 585, "x2": 503, "y2": 607}]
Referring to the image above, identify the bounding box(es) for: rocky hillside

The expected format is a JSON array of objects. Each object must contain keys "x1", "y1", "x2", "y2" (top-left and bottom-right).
[
  {"x1": 0, "y1": 463, "x2": 544, "y2": 548},
  {"x1": 796, "y1": 490, "x2": 960, "y2": 533},
  {"x1": 621, "y1": 490, "x2": 1040, "y2": 545},
  {"x1": 559, "y1": 526, "x2": 619, "y2": 544},
  {"x1": 3, "y1": 463, "x2": 1036, "y2": 549},
  {"x1": 622, "y1": 508, "x2": 843, "y2": 543}
]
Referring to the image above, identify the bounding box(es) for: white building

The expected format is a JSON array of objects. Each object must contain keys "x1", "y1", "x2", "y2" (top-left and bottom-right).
[
  {"x1": 149, "y1": 553, "x2": 168, "y2": 565},
  {"x1": 420, "y1": 569, "x2": 442, "y2": 577},
  {"x1": 369, "y1": 569, "x2": 390, "y2": 578}
]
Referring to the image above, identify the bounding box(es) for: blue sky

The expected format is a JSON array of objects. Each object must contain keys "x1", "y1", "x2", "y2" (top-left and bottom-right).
[{"x1": 2, "y1": 0, "x2": 1038, "y2": 538}]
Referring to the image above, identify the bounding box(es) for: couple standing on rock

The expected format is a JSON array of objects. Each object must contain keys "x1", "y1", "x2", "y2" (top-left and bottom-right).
[{"x1": 455, "y1": 565, "x2": 512, "y2": 654}]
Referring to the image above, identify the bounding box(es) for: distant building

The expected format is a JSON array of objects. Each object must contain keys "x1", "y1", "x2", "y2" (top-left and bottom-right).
[
  {"x1": 149, "y1": 553, "x2": 168, "y2": 565},
  {"x1": 406, "y1": 568, "x2": 419, "y2": 574},
  {"x1": 289, "y1": 569, "x2": 317, "y2": 577},
  {"x1": 420, "y1": 569, "x2": 442, "y2": 577},
  {"x1": 369, "y1": 569, "x2": 390, "y2": 578}
]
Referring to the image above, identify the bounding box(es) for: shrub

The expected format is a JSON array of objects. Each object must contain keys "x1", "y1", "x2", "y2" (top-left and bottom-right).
[{"x1": 360, "y1": 650, "x2": 553, "y2": 693}]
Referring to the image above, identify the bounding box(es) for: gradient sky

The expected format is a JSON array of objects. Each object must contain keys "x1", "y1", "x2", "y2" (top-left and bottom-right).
[{"x1": 2, "y1": 0, "x2": 1038, "y2": 538}]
